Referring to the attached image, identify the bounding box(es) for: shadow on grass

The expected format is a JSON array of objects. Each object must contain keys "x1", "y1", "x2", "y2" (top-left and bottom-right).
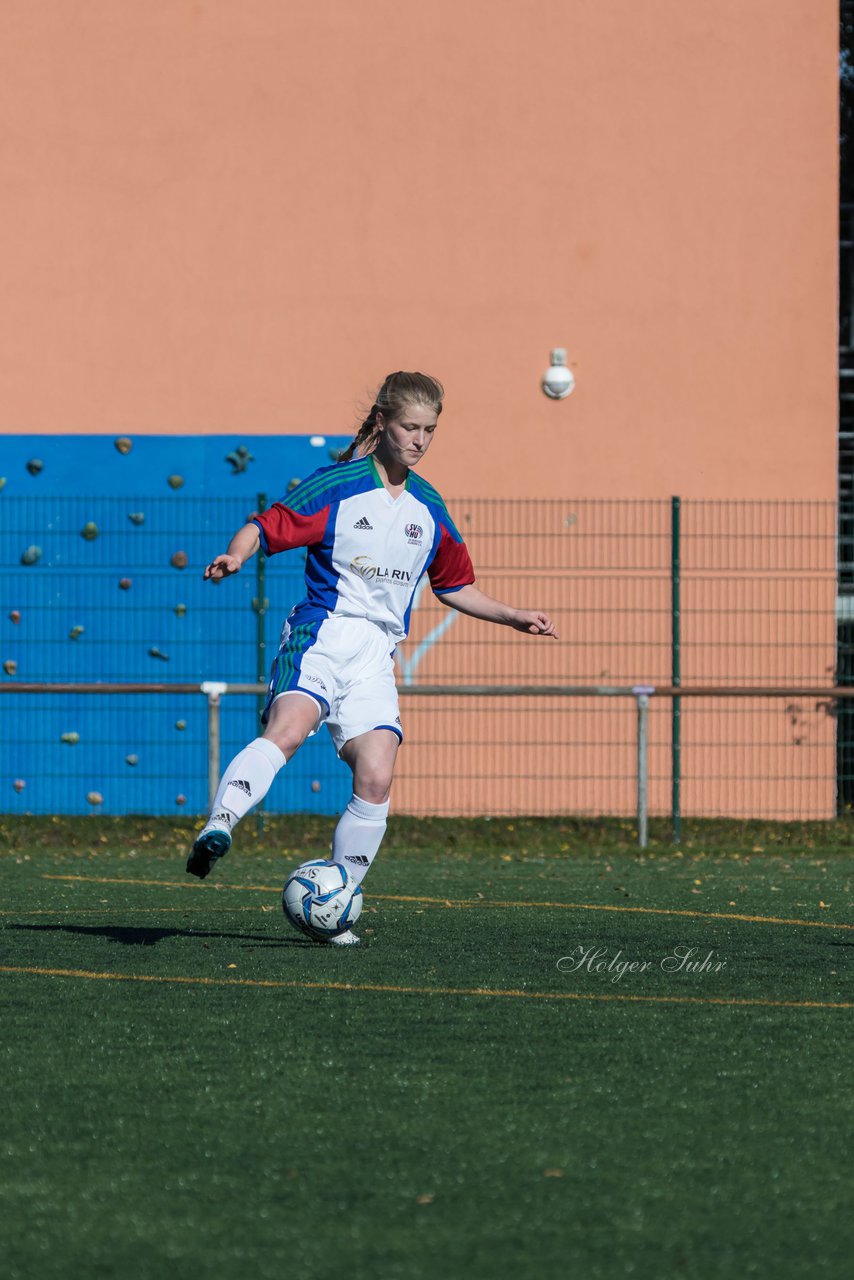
[{"x1": 6, "y1": 922, "x2": 312, "y2": 948}]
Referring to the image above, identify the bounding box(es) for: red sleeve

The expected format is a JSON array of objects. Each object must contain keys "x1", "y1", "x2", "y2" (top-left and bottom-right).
[
  {"x1": 252, "y1": 503, "x2": 329, "y2": 554},
  {"x1": 428, "y1": 524, "x2": 476, "y2": 594}
]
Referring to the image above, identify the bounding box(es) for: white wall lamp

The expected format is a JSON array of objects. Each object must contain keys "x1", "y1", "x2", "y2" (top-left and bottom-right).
[{"x1": 541, "y1": 348, "x2": 575, "y2": 399}]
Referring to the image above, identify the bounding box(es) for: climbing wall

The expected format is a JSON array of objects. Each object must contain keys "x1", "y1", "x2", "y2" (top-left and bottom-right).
[{"x1": 0, "y1": 433, "x2": 354, "y2": 816}]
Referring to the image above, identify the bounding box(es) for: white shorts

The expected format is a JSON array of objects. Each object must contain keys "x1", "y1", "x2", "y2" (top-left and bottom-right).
[{"x1": 263, "y1": 615, "x2": 403, "y2": 755}]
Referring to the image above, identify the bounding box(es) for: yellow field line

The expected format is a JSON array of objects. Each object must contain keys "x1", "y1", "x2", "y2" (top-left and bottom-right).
[
  {"x1": 0, "y1": 964, "x2": 850, "y2": 1011},
  {"x1": 40, "y1": 873, "x2": 853, "y2": 932}
]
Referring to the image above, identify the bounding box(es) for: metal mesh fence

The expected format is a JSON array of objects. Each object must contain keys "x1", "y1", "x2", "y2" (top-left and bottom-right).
[
  {"x1": 395, "y1": 694, "x2": 640, "y2": 818},
  {"x1": 0, "y1": 494, "x2": 846, "y2": 820}
]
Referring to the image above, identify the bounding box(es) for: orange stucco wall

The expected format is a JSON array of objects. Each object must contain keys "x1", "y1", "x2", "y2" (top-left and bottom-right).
[{"x1": 0, "y1": 1, "x2": 838, "y2": 500}]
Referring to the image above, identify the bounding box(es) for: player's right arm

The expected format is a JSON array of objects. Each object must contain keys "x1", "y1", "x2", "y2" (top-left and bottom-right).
[
  {"x1": 204, "y1": 523, "x2": 260, "y2": 580},
  {"x1": 204, "y1": 500, "x2": 330, "y2": 580}
]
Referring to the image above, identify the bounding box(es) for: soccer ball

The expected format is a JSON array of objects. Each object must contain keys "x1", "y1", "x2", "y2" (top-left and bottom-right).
[{"x1": 282, "y1": 859, "x2": 363, "y2": 940}]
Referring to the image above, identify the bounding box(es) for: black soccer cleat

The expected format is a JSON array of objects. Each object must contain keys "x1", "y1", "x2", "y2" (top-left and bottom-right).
[{"x1": 186, "y1": 828, "x2": 232, "y2": 880}]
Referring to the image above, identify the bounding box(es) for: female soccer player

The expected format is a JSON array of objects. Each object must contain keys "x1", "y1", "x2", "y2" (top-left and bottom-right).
[{"x1": 187, "y1": 371, "x2": 558, "y2": 943}]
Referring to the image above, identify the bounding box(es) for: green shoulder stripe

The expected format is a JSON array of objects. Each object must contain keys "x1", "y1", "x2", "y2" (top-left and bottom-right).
[
  {"x1": 288, "y1": 459, "x2": 372, "y2": 510},
  {"x1": 409, "y1": 472, "x2": 448, "y2": 512}
]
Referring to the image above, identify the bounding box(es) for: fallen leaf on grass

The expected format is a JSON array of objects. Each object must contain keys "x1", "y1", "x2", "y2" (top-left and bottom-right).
[{"x1": 543, "y1": 1169, "x2": 564, "y2": 1178}]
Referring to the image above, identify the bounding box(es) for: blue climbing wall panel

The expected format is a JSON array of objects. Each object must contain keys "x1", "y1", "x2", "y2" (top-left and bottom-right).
[{"x1": 0, "y1": 433, "x2": 354, "y2": 816}]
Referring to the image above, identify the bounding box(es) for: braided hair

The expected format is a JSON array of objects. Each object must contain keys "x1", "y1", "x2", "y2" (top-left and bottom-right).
[{"x1": 339, "y1": 371, "x2": 444, "y2": 462}]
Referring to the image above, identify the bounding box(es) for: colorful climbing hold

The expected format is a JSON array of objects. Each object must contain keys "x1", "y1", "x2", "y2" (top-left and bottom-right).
[
  {"x1": 13, "y1": 779, "x2": 25, "y2": 793},
  {"x1": 69, "y1": 626, "x2": 84, "y2": 640},
  {"x1": 167, "y1": 475, "x2": 184, "y2": 490},
  {"x1": 226, "y1": 444, "x2": 254, "y2": 473},
  {"x1": 114, "y1": 437, "x2": 133, "y2": 454},
  {"x1": 311, "y1": 780, "x2": 321, "y2": 793},
  {"x1": 9, "y1": 610, "x2": 20, "y2": 624},
  {"x1": 86, "y1": 791, "x2": 104, "y2": 806},
  {"x1": 119, "y1": 578, "x2": 132, "y2": 590},
  {"x1": 60, "y1": 732, "x2": 80, "y2": 745},
  {"x1": 3, "y1": 660, "x2": 17, "y2": 676},
  {"x1": 0, "y1": 477, "x2": 6, "y2": 491},
  {"x1": 176, "y1": 794, "x2": 187, "y2": 806},
  {"x1": 287, "y1": 477, "x2": 302, "y2": 492},
  {"x1": 170, "y1": 550, "x2": 188, "y2": 570},
  {"x1": 174, "y1": 603, "x2": 187, "y2": 617},
  {"x1": 128, "y1": 512, "x2": 145, "y2": 525},
  {"x1": 80, "y1": 522, "x2": 99, "y2": 541},
  {"x1": 148, "y1": 646, "x2": 169, "y2": 661},
  {"x1": 175, "y1": 719, "x2": 187, "y2": 731},
  {"x1": 26, "y1": 459, "x2": 43, "y2": 476},
  {"x1": 125, "y1": 754, "x2": 139, "y2": 767},
  {"x1": 21, "y1": 546, "x2": 42, "y2": 565}
]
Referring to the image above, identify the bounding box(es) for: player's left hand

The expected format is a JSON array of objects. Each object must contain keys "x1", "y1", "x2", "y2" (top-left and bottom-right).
[{"x1": 511, "y1": 610, "x2": 559, "y2": 639}]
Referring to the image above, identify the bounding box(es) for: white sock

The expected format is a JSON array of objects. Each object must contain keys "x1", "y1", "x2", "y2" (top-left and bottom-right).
[
  {"x1": 207, "y1": 737, "x2": 286, "y2": 830},
  {"x1": 331, "y1": 794, "x2": 389, "y2": 886}
]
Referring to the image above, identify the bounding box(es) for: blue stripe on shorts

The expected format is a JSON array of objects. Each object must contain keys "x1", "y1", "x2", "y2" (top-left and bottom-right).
[{"x1": 262, "y1": 618, "x2": 326, "y2": 723}]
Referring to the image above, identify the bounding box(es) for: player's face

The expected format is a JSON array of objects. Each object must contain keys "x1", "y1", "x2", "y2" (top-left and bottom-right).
[{"x1": 377, "y1": 403, "x2": 438, "y2": 470}]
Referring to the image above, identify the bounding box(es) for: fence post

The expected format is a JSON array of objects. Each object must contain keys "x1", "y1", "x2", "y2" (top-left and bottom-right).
[
  {"x1": 201, "y1": 682, "x2": 228, "y2": 811},
  {"x1": 671, "y1": 496, "x2": 682, "y2": 843},
  {"x1": 633, "y1": 686, "x2": 654, "y2": 848},
  {"x1": 253, "y1": 492, "x2": 269, "y2": 833}
]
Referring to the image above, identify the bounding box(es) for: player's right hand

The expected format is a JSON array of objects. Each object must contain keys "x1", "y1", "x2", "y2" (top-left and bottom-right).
[{"x1": 204, "y1": 554, "x2": 242, "y2": 580}]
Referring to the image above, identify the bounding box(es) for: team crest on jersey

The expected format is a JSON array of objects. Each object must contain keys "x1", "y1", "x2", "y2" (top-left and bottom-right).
[{"x1": 404, "y1": 523, "x2": 423, "y2": 545}]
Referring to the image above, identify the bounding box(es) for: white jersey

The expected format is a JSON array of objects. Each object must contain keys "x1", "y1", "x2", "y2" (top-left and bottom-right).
[{"x1": 253, "y1": 454, "x2": 474, "y2": 645}]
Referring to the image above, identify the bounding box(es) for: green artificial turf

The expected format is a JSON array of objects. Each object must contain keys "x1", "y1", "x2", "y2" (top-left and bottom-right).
[{"x1": 1, "y1": 817, "x2": 853, "y2": 1280}]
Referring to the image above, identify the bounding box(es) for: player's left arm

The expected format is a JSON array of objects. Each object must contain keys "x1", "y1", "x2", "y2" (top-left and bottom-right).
[{"x1": 436, "y1": 583, "x2": 559, "y2": 639}]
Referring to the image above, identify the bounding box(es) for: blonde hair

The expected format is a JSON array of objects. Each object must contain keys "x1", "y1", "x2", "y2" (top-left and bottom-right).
[{"x1": 339, "y1": 371, "x2": 444, "y2": 462}]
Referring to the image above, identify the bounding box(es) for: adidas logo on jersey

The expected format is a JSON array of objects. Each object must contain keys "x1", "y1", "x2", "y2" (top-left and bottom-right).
[
  {"x1": 353, "y1": 516, "x2": 373, "y2": 530},
  {"x1": 227, "y1": 779, "x2": 251, "y2": 797},
  {"x1": 345, "y1": 854, "x2": 370, "y2": 866}
]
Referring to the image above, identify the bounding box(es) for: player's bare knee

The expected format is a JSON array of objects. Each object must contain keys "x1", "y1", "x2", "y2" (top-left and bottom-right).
[
  {"x1": 348, "y1": 752, "x2": 396, "y2": 803},
  {"x1": 262, "y1": 727, "x2": 305, "y2": 760},
  {"x1": 357, "y1": 778, "x2": 393, "y2": 805},
  {"x1": 262, "y1": 717, "x2": 312, "y2": 759},
  {"x1": 263, "y1": 692, "x2": 321, "y2": 759}
]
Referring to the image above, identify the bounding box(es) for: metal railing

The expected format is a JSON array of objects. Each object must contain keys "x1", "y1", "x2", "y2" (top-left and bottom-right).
[{"x1": 4, "y1": 681, "x2": 854, "y2": 841}]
